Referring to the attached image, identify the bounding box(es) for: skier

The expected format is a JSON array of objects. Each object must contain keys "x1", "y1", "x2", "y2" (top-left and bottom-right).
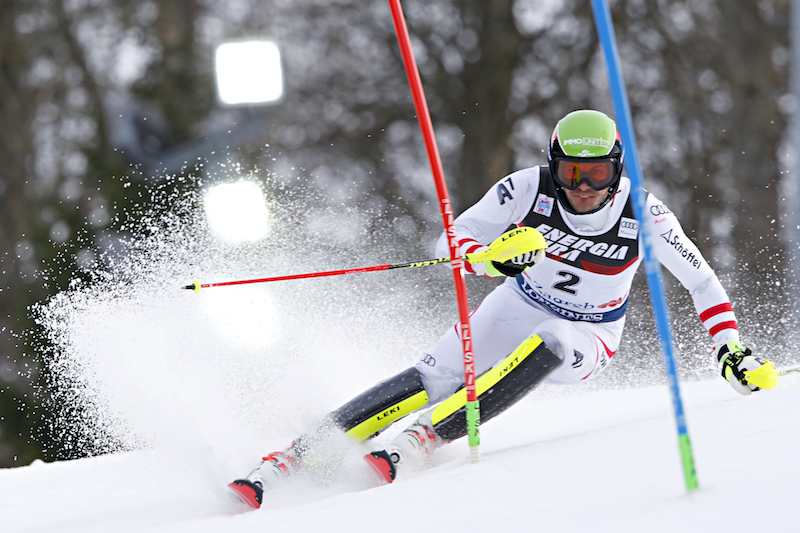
[{"x1": 228, "y1": 109, "x2": 773, "y2": 508}]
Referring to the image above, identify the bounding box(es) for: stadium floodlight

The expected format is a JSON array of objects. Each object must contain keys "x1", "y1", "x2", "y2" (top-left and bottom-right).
[
  {"x1": 215, "y1": 40, "x2": 283, "y2": 106},
  {"x1": 204, "y1": 180, "x2": 270, "y2": 242}
]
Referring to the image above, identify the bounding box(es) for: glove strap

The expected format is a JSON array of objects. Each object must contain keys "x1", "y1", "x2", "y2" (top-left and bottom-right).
[
  {"x1": 716, "y1": 340, "x2": 744, "y2": 364},
  {"x1": 717, "y1": 340, "x2": 754, "y2": 384}
]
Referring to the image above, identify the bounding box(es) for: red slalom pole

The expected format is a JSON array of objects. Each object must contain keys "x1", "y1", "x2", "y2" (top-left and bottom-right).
[{"x1": 387, "y1": 0, "x2": 480, "y2": 462}]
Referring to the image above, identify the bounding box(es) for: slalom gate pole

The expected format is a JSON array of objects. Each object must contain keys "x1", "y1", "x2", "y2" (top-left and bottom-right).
[
  {"x1": 387, "y1": 0, "x2": 480, "y2": 462},
  {"x1": 591, "y1": 0, "x2": 699, "y2": 491}
]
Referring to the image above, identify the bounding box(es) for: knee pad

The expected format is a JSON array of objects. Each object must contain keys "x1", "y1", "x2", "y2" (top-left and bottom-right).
[
  {"x1": 430, "y1": 334, "x2": 560, "y2": 442},
  {"x1": 330, "y1": 367, "x2": 429, "y2": 441}
]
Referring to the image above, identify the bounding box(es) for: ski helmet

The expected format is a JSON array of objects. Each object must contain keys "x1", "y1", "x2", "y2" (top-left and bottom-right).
[{"x1": 547, "y1": 110, "x2": 624, "y2": 214}]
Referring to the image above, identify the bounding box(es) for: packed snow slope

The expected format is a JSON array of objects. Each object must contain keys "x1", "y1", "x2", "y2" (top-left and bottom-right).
[{"x1": 5, "y1": 376, "x2": 800, "y2": 533}]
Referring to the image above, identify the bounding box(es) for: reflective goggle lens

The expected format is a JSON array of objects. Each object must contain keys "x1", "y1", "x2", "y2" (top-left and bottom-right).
[{"x1": 555, "y1": 159, "x2": 615, "y2": 190}]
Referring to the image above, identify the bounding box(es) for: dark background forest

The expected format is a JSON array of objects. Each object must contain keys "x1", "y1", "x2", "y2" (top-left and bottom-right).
[{"x1": 0, "y1": 0, "x2": 794, "y2": 466}]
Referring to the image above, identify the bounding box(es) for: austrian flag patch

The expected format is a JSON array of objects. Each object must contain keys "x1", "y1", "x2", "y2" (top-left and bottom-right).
[{"x1": 534, "y1": 193, "x2": 554, "y2": 217}]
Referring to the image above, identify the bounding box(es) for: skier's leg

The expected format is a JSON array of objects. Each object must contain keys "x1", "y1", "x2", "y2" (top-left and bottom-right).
[
  {"x1": 232, "y1": 283, "x2": 556, "y2": 502},
  {"x1": 415, "y1": 282, "x2": 551, "y2": 404},
  {"x1": 366, "y1": 313, "x2": 622, "y2": 483},
  {"x1": 366, "y1": 333, "x2": 561, "y2": 483},
  {"x1": 230, "y1": 365, "x2": 430, "y2": 505},
  {"x1": 430, "y1": 334, "x2": 560, "y2": 441},
  {"x1": 424, "y1": 317, "x2": 620, "y2": 442},
  {"x1": 305, "y1": 282, "x2": 540, "y2": 450},
  {"x1": 328, "y1": 366, "x2": 430, "y2": 440},
  {"x1": 537, "y1": 317, "x2": 621, "y2": 384}
]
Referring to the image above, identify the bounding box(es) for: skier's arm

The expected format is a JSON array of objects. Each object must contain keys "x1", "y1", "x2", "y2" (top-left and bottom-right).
[
  {"x1": 646, "y1": 194, "x2": 739, "y2": 344},
  {"x1": 436, "y1": 168, "x2": 541, "y2": 275},
  {"x1": 646, "y1": 194, "x2": 771, "y2": 393}
]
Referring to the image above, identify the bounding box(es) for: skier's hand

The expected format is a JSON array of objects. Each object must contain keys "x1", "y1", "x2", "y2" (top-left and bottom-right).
[
  {"x1": 484, "y1": 249, "x2": 545, "y2": 277},
  {"x1": 462, "y1": 226, "x2": 546, "y2": 278},
  {"x1": 715, "y1": 340, "x2": 776, "y2": 394}
]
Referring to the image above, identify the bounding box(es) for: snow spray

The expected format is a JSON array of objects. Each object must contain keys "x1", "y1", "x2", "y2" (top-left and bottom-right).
[{"x1": 31, "y1": 165, "x2": 450, "y2": 489}]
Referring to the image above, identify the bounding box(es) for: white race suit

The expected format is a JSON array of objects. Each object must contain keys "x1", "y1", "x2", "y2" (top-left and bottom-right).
[{"x1": 415, "y1": 166, "x2": 739, "y2": 403}]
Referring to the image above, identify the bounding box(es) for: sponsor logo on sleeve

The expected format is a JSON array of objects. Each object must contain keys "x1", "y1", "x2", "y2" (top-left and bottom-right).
[
  {"x1": 650, "y1": 204, "x2": 672, "y2": 216},
  {"x1": 618, "y1": 217, "x2": 639, "y2": 240},
  {"x1": 660, "y1": 229, "x2": 702, "y2": 269}
]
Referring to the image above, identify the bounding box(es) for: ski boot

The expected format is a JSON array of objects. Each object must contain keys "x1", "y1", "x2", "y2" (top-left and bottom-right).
[
  {"x1": 228, "y1": 449, "x2": 299, "y2": 509},
  {"x1": 364, "y1": 413, "x2": 440, "y2": 484}
]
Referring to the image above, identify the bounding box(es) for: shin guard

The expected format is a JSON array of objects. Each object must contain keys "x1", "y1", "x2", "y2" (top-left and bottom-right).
[
  {"x1": 330, "y1": 367, "x2": 429, "y2": 441},
  {"x1": 431, "y1": 334, "x2": 560, "y2": 442}
]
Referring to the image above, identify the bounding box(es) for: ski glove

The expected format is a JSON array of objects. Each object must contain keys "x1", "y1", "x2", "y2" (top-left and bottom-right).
[
  {"x1": 715, "y1": 340, "x2": 775, "y2": 395},
  {"x1": 484, "y1": 249, "x2": 546, "y2": 278}
]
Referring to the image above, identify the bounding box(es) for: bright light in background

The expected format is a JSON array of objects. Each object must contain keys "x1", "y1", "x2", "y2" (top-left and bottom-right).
[
  {"x1": 204, "y1": 181, "x2": 270, "y2": 242},
  {"x1": 215, "y1": 40, "x2": 283, "y2": 105}
]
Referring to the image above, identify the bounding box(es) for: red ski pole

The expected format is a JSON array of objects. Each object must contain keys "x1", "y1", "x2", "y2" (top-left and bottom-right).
[
  {"x1": 182, "y1": 228, "x2": 543, "y2": 292},
  {"x1": 182, "y1": 257, "x2": 449, "y2": 292},
  {"x1": 387, "y1": 0, "x2": 480, "y2": 462}
]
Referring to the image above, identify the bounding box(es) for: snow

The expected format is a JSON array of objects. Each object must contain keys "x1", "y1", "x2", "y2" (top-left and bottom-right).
[{"x1": 5, "y1": 376, "x2": 800, "y2": 532}]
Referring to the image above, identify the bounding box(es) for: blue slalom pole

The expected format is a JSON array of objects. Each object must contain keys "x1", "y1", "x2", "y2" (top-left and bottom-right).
[{"x1": 591, "y1": 0, "x2": 699, "y2": 491}]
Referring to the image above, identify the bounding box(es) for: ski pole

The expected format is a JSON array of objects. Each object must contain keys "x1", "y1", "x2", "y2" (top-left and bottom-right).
[
  {"x1": 183, "y1": 257, "x2": 449, "y2": 292},
  {"x1": 183, "y1": 226, "x2": 545, "y2": 292}
]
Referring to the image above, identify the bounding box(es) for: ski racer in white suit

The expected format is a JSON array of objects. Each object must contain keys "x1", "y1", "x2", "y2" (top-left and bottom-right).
[
  {"x1": 419, "y1": 137, "x2": 738, "y2": 400},
  {"x1": 228, "y1": 109, "x2": 772, "y2": 509}
]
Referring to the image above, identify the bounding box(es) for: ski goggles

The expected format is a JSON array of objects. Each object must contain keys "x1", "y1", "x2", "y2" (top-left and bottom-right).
[{"x1": 553, "y1": 158, "x2": 618, "y2": 191}]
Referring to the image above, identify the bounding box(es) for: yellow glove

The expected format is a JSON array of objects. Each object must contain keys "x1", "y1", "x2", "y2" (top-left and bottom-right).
[
  {"x1": 715, "y1": 340, "x2": 776, "y2": 394},
  {"x1": 465, "y1": 227, "x2": 547, "y2": 278}
]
